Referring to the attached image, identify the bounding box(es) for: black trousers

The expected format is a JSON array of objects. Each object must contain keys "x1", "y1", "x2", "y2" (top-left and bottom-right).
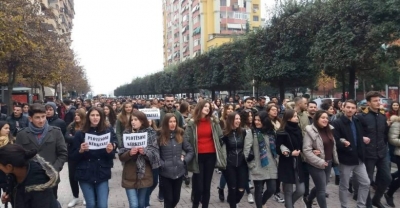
[
  {"x1": 68, "y1": 160, "x2": 80, "y2": 198},
  {"x1": 192, "y1": 153, "x2": 216, "y2": 208},
  {"x1": 222, "y1": 164, "x2": 247, "y2": 208},
  {"x1": 387, "y1": 156, "x2": 400, "y2": 197},
  {"x1": 254, "y1": 179, "x2": 276, "y2": 208},
  {"x1": 160, "y1": 175, "x2": 183, "y2": 208}
]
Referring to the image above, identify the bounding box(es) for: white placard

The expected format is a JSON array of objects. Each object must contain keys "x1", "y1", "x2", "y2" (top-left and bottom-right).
[
  {"x1": 123, "y1": 132, "x2": 148, "y2": 149},
  {"x1": 85, "y1": 133, "x2": 111, "y2": 150},
  {"x1": 139, "y1": 108, "x2": 160, "y2": 120}
]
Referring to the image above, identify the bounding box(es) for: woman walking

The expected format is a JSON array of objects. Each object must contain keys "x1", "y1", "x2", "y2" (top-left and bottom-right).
[{"x1": 158, "y1": 113, "x2": 194, "y2": 208}]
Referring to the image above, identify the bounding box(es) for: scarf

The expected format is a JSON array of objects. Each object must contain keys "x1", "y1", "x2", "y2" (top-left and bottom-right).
[
  {"x1": 119, "y1": 127, "x2": 160, "y2": 180},
  {"x1": 29, "y1": 121, "x2": 49, "y2": 145},
  {"x1": 255, "y1": 129, "x2": 269, "y2": 168},
  {"x1": 0, "y1": 136, "x2": 10, "y2": 147},
  {"x1": 267, "y1": 131, "x2": 277, "y2": 158}
]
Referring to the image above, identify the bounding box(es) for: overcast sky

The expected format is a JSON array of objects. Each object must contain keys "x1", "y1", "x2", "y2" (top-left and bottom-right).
[{"x1": 71, "y1": 0, "x2": 274, "y2": 95}]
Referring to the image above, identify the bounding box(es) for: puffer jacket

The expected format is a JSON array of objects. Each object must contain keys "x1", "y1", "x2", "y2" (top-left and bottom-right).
[
  {"x1": 357, "y1": 108, "x2": 389, "y2": 159},
  {"x1": 159, "y1": 132, "x2": 194, "y2": 179},
  {"x1": 222, "y1": 129, "x2": 246, "y2": 167},
  {"x1": 389, "y1": 115, "x2": 400, "y2": 156},
  {"x1": 184, "y1": 117, "x2": 227, "y2": 173},
  {"x1": 303, "y1": 125, "x2": 339, "y2": 169},
  {"x1": 244, "y1": 129, "x2": 278, "y2": 180}
]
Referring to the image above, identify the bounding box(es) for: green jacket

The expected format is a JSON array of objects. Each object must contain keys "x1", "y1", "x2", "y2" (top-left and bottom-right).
[
  {"x1": 156, "y1": 107, "x2": 184, "y2": 128},
  {"x1": 184, "y1": 117, "x2": 226, "y2": 173},
  {"x1": 298, "y1": 110, "x2": 309, "y2": 136}
]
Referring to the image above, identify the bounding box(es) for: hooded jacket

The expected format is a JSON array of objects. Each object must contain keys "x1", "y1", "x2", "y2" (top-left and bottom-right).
[
  {"x1": 388, "y1": 115, "x2": 400, "y2": 157},
  {"x1": 11, "y1": 155, "x2": 59, "y2": 208},
  {"x1": 64, "y1": 105, "x2": 76, "y2": 127},
  {"x1": 45, "y1": 102, "x2": 67, "y2": 136}
]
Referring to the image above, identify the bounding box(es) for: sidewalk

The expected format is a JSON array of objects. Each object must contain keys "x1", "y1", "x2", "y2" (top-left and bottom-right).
[{"x1": 57, "y1": 159, "x2": 399, "y2": 208}]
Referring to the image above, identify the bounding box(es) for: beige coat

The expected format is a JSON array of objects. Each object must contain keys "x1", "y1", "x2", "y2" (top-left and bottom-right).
[
  {"x1": 389, "y1": 115, "x2": 400, "y2": 156},
  {"x1": 303, "y1": 125, "x2": 339, "y2": 169}
]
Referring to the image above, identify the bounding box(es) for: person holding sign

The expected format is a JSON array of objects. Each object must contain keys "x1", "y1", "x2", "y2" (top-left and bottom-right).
[
  {"x1": 115, "y1": 102, "x2": 133, "y2": 148},
  {"x1": 119, "y1": 111, "x2": 160, "y2": 208},
  {"x1": 69, "y1": 107, "x2": 117, "y2": 208},
  {"x1": 158, "y1": 113, "x2": 194, "y2": 208},
  {"x1": 185, "y1": 100, "x2": 226, "y2": 208}
]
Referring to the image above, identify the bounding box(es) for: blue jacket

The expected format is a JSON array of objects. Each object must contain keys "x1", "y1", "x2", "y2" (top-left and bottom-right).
[{"x1": 69, "y1": 127, "x2": 117, "y2": 184}]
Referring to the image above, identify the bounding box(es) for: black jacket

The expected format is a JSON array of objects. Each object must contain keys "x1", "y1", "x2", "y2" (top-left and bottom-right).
[
  {"x1": 47, "y1": 114, "x2": 67, "y2": 136},
  {"x1": 69, "y1": 127, "x2": 117, "y2": 183},
  {"x1": 357, "y1": 108, "x2": 389, "y2": 159},
  {"x1": 276, "y1": 122, "x2": 304, "y2": 184},
  {"x1": 6, "y1": 114, "x2": 28, "y2": 137},
  {"x1": 332, "y1": 116, "x2": 365, "y2": 165},
  {"x1": 159, "y1": 132, "x2": 194, "y2": 179},
  {"x1": 65, "y1": 122, "x2": 78, "y2": 152},
  {"x1": 222, "y1": 129, "x2": 246, "y2": 167},
  {"x1": 11, "y1": 156, "x2": 58, "y2": 208},
  {"x1": 64, "y1": 106, "x2": 76, "y2": 127}
]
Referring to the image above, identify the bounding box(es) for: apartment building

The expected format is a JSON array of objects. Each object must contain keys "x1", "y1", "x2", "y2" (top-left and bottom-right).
[
  {"x1": 39, "y1": 0, "x2": 74, "y2": 38},
  {"x1": 163, "y1": 0, "x2": 261, "y2": 67}
]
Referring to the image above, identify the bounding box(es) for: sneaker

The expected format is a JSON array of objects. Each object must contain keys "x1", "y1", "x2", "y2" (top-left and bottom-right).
[
  {"x1": 249, "y1": 181, "x2": 254, "y2": 189},
  {"x1": 247, "y1": 193, "x2": 254, "y2": 204},
  {"x1": 218, "y1": 187, "x2": 225, "y2": 202},
  {"x1": 385, "y1": 193, "x2": 395, "y2": 207},
  {"x1": 67, "y1": 198, "x2": 79, "y2": 207},
  {"x1": 274, "y1": 193, "x2": 285, "y2": 203},
  {"x1": 83, "y1": 200, "x2": 86, "y2": 205}
]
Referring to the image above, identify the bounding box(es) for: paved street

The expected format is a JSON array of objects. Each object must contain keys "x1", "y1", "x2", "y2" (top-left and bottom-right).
[{"x1": 58, "y1": 159, "x2": 399, "y2": 208}]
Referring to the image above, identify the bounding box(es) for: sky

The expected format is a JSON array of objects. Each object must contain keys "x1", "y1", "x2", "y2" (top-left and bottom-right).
[{"x1": 71, "y1": 0, "x2": 274, "y2": 95}]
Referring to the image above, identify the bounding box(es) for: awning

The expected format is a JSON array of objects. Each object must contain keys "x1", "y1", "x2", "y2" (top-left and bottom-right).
[
  {"x1": 227, "y1": 23, "x2": 242, "y2": 29},
  {"x1": 193, "y1": 27, "x2": 201, "y2": 36}
]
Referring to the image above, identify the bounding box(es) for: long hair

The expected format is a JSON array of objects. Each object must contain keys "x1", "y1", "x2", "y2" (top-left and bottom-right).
[
  {"x1": 267, "y1": 104, "x2": 281, "y2": 123},
  {"x1": 159, "y1": 113, "x2": 184, "y2": 146},
  {"x1": 117, "y1": 102, "x2": 133, "y2": 127},
  {"x1": 0, "y1": 121, "x2": 12, "y2": 139},
  {"x1": 313, "y1": 110, "x2": 334, "y2": 141},
  {"x1": 127, "y1": 111, "x2": 149, "y2": 131},
  {"x1": 74, "y1": 108, "x2": 86, "y2": 130},
  {"x1": 278, "y1": 109, "x2": 296, "y2": 131},
  {"x1": 220, "y1": 104, "x2": 234, "y2": 129},
  {"x1": 223, "y1": 112, "x2": 242, "y2": 136},
  {"x1": 239, "y1": 109, "x2": 253, "y2": 128},
  {"x1": 0, "y1": 144, "x2": 37, "y2": 168},
  {"x1": 83, "y1": 107, "x2": 107, "y2": 133},
  {"x1": 192, "y1": 100, "x2": 213, "y2": 124},
  {"x1": 254, "y1": 111, "x2": 274, "y2": 133},
  {"x1": 104, "y1": 104, "x2": 117, "y2": 127}
]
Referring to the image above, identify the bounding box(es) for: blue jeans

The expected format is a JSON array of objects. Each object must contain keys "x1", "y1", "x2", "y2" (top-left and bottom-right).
[
  {"x1": 333, "y1": 166, "x2": 340, "y2": 175},
  {"x1": 219, "y1": 174, "x2": 226, "y2": 189},
  {"x1": 79, "y1": 181, "x2": 109, "y2": 208},
  {"x1": 145, "y1": 168, "x2": 159, "y2": 207},
  {"x1": 126, "y1": 188, "x2": 149, "y2": 208}
]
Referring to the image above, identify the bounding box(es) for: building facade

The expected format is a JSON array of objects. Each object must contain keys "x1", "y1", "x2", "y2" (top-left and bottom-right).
[
  {"x1": 163, "y1": 0, "x2": 261, "y2": 67},
  {"x1": 40, "y1": 0, "x2": 74, "y2": 37}
]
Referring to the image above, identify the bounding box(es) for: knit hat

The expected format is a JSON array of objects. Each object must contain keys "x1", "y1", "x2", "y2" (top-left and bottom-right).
[{"x1": 45, "y1": 102, "x2": 57, "y2": 112}]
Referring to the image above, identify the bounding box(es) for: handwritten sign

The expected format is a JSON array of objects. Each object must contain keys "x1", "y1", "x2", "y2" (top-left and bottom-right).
[
  {"x1": 139, "y1": 108, "x2": 160, "y2": 120},
  {"x1": 123, "y1": 132, "x2": 148, "y2": 148},
  {"x1": 85, "y1": 133, "x2": 110, "y2": 150}
]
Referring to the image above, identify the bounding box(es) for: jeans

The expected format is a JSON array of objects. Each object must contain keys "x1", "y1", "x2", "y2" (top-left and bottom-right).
[
  {"x1": 126, "y1": 188, "x2": 149, "y2": 208},
  {"x1": 307, "y1": 161, "x2": 332, "y2": 208},
  {"x1": 339, "y1": 161, "x2": 370, "y2": 208},
  {"x1": 387, "y1": 156, "x2": 400, "y2": 197},
  {"x1": 222, "y1": 164, "x2": 247, "y2": 208},
  {"x1": 80, "y1": 181, "x2": 109, "y2": 208},
  {"x1": 192, "y1": 153, "x2": 216, "y2": 208},
  {"x1": 68, "y1": 160, "x2": 80, "y2": 198},
  {"x1": 364, "y1": 156, "x2": 392, "y2": 206},
  {"x1": 219, "y1": 174, "x2": 226, "y2": 189},
  {"x1": 283, "y1": 172, "x2": 305, "y2": 208},
  {"x1": 145, "y1": 168, "x2": 159, "y2": 207},
  {"x1": 333, "y1": 166, "x2": 340, "y2": 176},
  {"x1": 253, "y1": 179, "x2": 276, "y2": 208},
  {"x1": 302, "y1": 162, "x2": 310, "y2": 196},
  {"x1": 160, "y1": 176, "x2": 183, "y2": 208}
]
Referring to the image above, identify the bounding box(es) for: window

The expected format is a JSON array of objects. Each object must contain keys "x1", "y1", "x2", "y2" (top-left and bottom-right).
[
  {"x1": 220, "y1": 0, "x2": 227, "y2": 6},
  {"x1": 193, "y1": 15, "x2": 200, "y2": 24},
  {"x1": 253, "y1": 15, "x2": 259, "y2": 21},
  {"x1": 194, "y1": 39, "x2": 200, "y2": 46}
]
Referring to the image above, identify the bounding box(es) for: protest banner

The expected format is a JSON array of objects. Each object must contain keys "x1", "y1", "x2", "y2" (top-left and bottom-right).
[
  {"x1": 123, "y1": 132, "x2": 148, "y2": 149},
  {"x1": 85, "y1": 133, "x2": 111, "y2": 150},
  {"x1": 139, "y1": 108, "x2": 160, "y2": 120}
]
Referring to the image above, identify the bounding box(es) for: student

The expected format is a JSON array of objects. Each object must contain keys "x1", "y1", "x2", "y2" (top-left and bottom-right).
[{"x1": 0, "y1": 144, "x2": 58, "y2": 208}]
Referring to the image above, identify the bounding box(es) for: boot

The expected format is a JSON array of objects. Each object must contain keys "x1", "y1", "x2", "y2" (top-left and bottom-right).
[
  {"x1": 217, "y1": 187, "x2": 225, "y2": 202},
  {"x1": 335, "y1": 175, "x2": 340, "y2": 185}
]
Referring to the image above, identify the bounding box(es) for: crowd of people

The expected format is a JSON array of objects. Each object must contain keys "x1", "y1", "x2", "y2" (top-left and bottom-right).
[{"x1": 0, "y1": 91, "x2": 398, "y2": 208}]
